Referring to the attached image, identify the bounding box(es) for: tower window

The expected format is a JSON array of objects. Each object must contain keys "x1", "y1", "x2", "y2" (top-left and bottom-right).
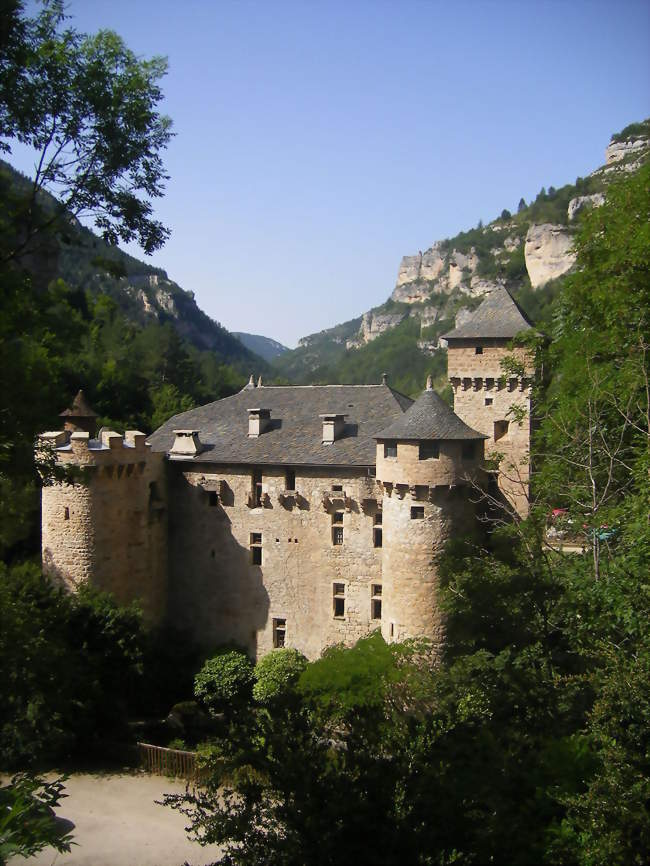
[
  {"x1": 250, "y1": 532, "x2": 262, "y2": 565},
  {"x1": 333, "y1": 583, "x2": 346, "y2": 618},
  {"x1": 475, "y1": 346, "x2": 483, "y2": 355},
  {"x1": 273, "y1": 618, "x2": 286, "y2": 648},
  {"x1": 371, "y1": 584, "x2": 382, "y2": 620},
  {"x1": 62, "y1": 506, "x2": 70, "y2": 520},
  {"x1": 285, "y1": 469, "x2": 296, "y2": 491},
  {"x1": 411, "y1": 506, "x2": 424, "y2": 520},
  {"x1": 419, "y1": 441, "x2": 439, "y2": 460},
  {"x1": 494, "y1": 420, "x2": 509, "y2": 442},
  {"x1": 462, "y1": 442, "x2": 476, "y2": 461},
  {"x1": 383, "y1": 441, "x2": 397, "y2": 459}
]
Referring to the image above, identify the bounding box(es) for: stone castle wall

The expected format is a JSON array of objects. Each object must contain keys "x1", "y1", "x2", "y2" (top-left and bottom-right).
[
  {"x1": 40, "y1": 430, "x2": 168, "y2": 623},
  {"x1": 167, "y1": 463, "x2": 383, "y2": 659}
]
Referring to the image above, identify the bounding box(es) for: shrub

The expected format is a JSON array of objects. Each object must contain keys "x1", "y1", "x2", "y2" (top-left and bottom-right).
[
  {"x1": 252, "y1": 649, "x2": 307, "y2": 705},
  {"x1": 194, "y1": 648, "x2": 254, "y2": 715}
]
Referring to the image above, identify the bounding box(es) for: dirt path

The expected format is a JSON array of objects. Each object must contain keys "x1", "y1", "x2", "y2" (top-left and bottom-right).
[{"x1": 9, "y1": 772, "x2": 223, "y2": 866}]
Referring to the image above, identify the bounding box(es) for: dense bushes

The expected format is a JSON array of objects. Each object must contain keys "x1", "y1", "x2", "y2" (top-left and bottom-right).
[
  {"x1": 252, "y1": 648, "x2": 306, "y2": 705},
  {"x1": 194, "y1": 649, "x2": 255, "y2": 715},
  {"x1": 0, "y1": 563, "x2": 145, "y2": 769}
]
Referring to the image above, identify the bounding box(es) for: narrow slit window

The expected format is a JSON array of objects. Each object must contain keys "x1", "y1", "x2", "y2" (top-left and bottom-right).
[
  {"x1": 250, "y1": 532, "x2": 262, "y2": 565},
  {"x1": 333, "y1": 583, "x2": 346, "y2": 618},
  {"x1": 285, "y1": 469, "x2": 296, "y2": 491},
  {"x1": 63, "y1": 506, "x2": 70, "y2": 520},
  {"x1": 371, "y1": 584, "x2": 382, "y2": 620},
  {"x1": 373, "y1": 511, "x2": 382, "y2": 548},
  {"x1": 273, "y1": 618, "x2": 286, "y2": 648}
]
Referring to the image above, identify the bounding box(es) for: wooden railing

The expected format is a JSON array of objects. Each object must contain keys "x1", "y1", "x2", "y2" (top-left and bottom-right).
[{"x1": 138, "y1": 741, "x2": 198, "y2": 780}]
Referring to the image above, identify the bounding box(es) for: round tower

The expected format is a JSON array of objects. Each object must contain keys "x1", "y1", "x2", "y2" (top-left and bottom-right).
[{"x1": 375, "y1": 378, "x2": 486, "y2": 651}]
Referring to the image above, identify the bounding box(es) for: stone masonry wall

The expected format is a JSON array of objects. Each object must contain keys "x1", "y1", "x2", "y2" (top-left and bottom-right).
[
  {"x1": 167, "y1": 462, "x2": 383, "y2": 660},
  {"x1": 41, "y1": 430, "x2": 168, "y2": 624}
]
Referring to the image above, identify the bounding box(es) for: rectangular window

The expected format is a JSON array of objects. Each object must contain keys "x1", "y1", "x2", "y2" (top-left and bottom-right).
[
  {"x1": 371, "y1": 584, "x2": 382, "y2": 620},
  {"x1": 63, "y1": 506, "x2": 70, "y2": 520},
  {"x1": 252, "y1": 469, "x2": 263, "y2": 507},
  {"x1": 461, "y1": 442, "x2": 476, "y2": 461},
  {"x1": 332, "y1": 526, "x2": 344, "y2": 546},
  {"x1": 250, "y1": 532, "x2": 262, "y2": 565},
  {"x1": 475, "y1": 346, "x2": 483, "y2": 355},
  {"x1": 208, "y1": 491, "x2": 219, "y2": 506},
  {"x1": 411, "y1": 506, "x2": 425, "y2": 520},
  {"x1": 273, "y1": 618, "x2": 286, "y2": 648},
  {"x1": 285, "y1": 469, "x2": 296, "y2": 491},
  {"x1": 383, "y1": 441, "x2": 397, "y2": 459},
  {"x1": 494, "y1": 420, "x2": 509, "y2": 442},
  {"x1": 419, "y1": 441, "x2": 439, "y2": 460},
  {"x1": 373, "y1": 511, "x2": 383, "y2": 548},
  {"x1": 333, "y1": 583, "x2": 346, "y2": 618},
  {"x1": 332, "y1": 484, "x2": 343, "y2": 492}
]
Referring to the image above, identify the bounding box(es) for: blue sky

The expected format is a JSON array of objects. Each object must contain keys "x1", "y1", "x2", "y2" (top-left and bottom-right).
[{"x1": 13, "y1": 1, "x2": 650, "y2": 346}]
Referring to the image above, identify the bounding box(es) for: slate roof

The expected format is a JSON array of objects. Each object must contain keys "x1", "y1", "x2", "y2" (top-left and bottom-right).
[
  {"x1": 441, "y1": 285, "x2": 533, "y2": 340},
  {"x1": 60, "y1": 389, "x2": 98, "y2": 418},
  {"x1": 374, "y1": 388, "x2": 485, "y2": 441},
  {"x1": 147, "y1": 384, "x2": 414, "y2": 467}
]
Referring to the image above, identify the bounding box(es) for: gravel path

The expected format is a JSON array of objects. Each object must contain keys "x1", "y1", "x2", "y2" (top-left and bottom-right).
[{"x1": 9, "y1": 772, "x2": 223, "y2": 866}]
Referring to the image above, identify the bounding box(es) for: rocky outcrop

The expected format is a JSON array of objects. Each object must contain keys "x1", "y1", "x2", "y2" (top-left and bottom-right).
[
  {"x1": 567, "y1": 193, "x2": 605, "y2": 221},
  {"x1": 346, "y1": 309, "x2": 408, "y2": 349},
  {"x1": 469, "y1": 276, "x2": 504, "y2": 297},
  {"x1": 605, "y1": 137, "x2": 648, "y2": 165},
  {"x1": 524, "y1": 224, "x2": 576, "y2": 288}
]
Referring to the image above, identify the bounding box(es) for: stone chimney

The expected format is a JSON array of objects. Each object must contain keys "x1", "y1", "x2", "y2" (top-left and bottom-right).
[
  {"x1": 248, "y1": 408, "x2": 271, "y2": 438},
  {"x1": 320, "y1": 413, "x2": 347, "y2": 445},
  {"x1": 170, "y1": 429, "x2": 204, "y2": 456}
]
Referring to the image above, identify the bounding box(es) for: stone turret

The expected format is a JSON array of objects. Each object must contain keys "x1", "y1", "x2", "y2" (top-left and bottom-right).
[
  {"x1": 39, "y1": 396, "x2": 168, "y2": 624},
  {"x1": 59, "y1": 389, "x2": 98, "y2": 436},
  {"x1": 442, "y1": 286, "x2": 535, "y2": 517},
  {"x1": 374, "y1": 380, "x2": 485, "y2": 651}
]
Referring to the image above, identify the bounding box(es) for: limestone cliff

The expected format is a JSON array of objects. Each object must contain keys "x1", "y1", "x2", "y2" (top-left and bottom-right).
[{"x1": 273, "y1": 119, "x2": 649, "y2": 393}]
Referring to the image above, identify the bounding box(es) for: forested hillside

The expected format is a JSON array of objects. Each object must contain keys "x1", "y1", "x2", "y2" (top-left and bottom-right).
[{"x1": 272, "y1": 120, "x2": 650, "y2": 396}]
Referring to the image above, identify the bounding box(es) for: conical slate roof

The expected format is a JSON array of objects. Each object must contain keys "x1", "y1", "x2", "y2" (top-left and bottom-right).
[
  {"x1": 442, "y1": 285, "x2": 533, "y2": 340},
  {"x1": 59, "y1": 389, "x2": 98, "y2": 418},
  {"x1": 374, "y1": 385, "x2": 485, "y2": 441}
]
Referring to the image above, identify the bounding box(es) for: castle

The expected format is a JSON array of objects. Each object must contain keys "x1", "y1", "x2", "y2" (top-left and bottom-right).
[{"x1": 39, "y1": 287, "x2": 534, "y2": 660}]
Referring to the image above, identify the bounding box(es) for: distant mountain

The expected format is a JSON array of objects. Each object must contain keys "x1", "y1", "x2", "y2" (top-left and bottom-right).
[
  {"x1": 1, "y1": 159, "x2": 268, "y2": 375},
  {"x1": 233, "y1": 332, "x2": 290, "y2": 362},
  {"x1": 272, "y1": 119, "x2": 650, "y2": 397}
]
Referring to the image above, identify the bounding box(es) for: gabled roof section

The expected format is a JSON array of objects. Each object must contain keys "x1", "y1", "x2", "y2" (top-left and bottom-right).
[
  {"x1": 147, "y1": 383, "x2": 413, "y2": 466},
  {"x1": 374, "y1": 387, "x2": 486, "y2": 441},
  {"x1": 441, "y1": 286, "x2": 533, "y2": 340}
]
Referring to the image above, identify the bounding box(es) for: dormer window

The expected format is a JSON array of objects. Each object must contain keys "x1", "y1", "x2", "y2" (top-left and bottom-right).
[{"x1": 384, "y1": 441, "x2": 397, "y2": 459}]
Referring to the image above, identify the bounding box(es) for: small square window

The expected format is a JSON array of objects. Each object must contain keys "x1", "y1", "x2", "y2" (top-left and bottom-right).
[
  {"x1": 251, "y1": 532, "x2": 262, "y2": 544},
  {"x1": 273, "y1": 618, "x2": 286, "y2": 648},
  {"x1": 475, "y1": 346, "x2": 483, "y2": 355},
  {"x1": 383, "y1": 442, "x2": 397, "y2": 459},
  {"x1": 332, "y1": 511, "x2": 343, "y2": 525},
  {"x1": 419, "y1": 441, "x2": 439, "y2": 460},
  {"x1": 485, "y1": 397, "x2": 493, "y2": 406},
  {"x1": 461, "y1": 442, "x2": 476, "y2": 461},
  {"x1": 411, "y1": 506, "x2": 424, "y2": 520}
]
